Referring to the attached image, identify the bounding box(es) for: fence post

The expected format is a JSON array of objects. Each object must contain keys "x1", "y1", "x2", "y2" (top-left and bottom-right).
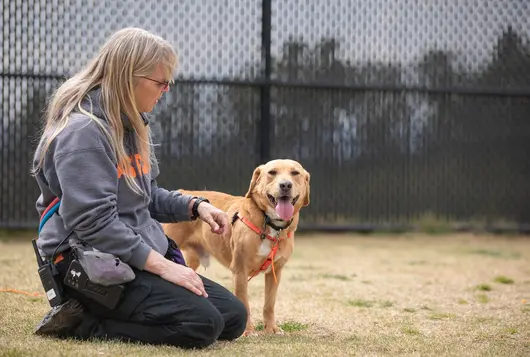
[{"x1": 259, "y1": 0, "x2": 272, "y2": 165}]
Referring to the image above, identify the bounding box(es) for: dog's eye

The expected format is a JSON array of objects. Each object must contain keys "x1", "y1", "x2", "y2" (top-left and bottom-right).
[
  {"x1": 268, "y1": 170, "x2": 277, "y2": 175},
  {"x1": 291, "y1": 170, "x2": 300, "y2": 176}
]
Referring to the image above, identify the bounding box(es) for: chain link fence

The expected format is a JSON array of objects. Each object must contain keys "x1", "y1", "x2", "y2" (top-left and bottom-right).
[{"x1": 2, "y1": 0, "x2": 530, "y2": 232}]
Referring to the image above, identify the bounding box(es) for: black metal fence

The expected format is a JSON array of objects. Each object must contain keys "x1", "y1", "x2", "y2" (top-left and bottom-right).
[{"x1": 2, "y1": 0, "x2": 530, "y2": 232}]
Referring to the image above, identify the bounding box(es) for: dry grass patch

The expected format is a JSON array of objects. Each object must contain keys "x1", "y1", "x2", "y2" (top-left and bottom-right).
[{"x1": 1, "y1": 232, "x2": 529, "y2": 356}]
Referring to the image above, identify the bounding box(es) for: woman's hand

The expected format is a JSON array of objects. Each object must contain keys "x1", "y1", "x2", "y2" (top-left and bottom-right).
[
  {"x1": 159, "y1": 263, "x2": 207, "y2": 297},
  {"x1": 144, "y1": 249, "x2": 207, "y2": 297},
  {"x1": 188, "y1": 198, "x2": 231, "y2": 237},
  {"x1": 197, "y1": 202, "x2": 231, "y2": 236}
]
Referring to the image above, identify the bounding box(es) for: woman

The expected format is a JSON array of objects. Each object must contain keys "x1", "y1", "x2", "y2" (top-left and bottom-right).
[{"x1": 31, "y1": 27, "x2": 247, "y2": 349}]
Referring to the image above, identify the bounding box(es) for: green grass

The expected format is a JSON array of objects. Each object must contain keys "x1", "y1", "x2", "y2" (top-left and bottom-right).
[
  {"x1": 411, "y1": 212, "x2": 453, "y2": 234},
  {"x1": 320, "y1": 273, "x2": 352, "y2": 281},
  {"x1": 278, "y1": 321, "x2": 309, "y2": 333},
  {"x1": 254, "y1": 321, "x2": 308, "y2": 333},
  {"x1": 476, "y1": 284, "x2": 492, "y2": 291},
  {"x1": 466, "y1": 249, "x2": 521, "y2": 260},
  {"x1": 503, "y1": 327, "x2": 518, "y2": 335},
  {"x1": 401, "y1": 326, "x2": 421, "y2": 335},
  {"x1": 347, "y1": 299, "x2": 373, "y2": 308},
  {"x1": 476, "y1": 294, "x2": 490, "y2": 304},
  {"x1": 429, "y1": 312, "x2": 457, "y2": 320},
  {"x1": 0, "y1": 229, "x2": 35, "y2": 242},
  {"x1": 493, "y1": 276, "x2": 514, "y2": 284}
]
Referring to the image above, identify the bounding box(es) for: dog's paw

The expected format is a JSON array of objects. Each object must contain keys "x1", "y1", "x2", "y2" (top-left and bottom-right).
[
  {"x1": 243, "y1": 329, "x2": 259, "y2": 337},
  {"x1": 264, "y1": 324, "x2": 284, "y2": 335},
  {"x1": 243, "y1": 324, "x2": 258, "y2": 337}
]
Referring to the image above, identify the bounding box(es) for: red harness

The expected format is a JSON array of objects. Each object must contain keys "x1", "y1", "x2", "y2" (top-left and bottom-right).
[{"x1": 234, "y1": 212, "x2": 293, "y2": 284}]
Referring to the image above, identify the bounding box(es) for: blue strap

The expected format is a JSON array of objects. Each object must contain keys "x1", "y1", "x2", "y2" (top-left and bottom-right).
[{"x1": 38, "y1": 200, "x2": 61, "y2": 234}]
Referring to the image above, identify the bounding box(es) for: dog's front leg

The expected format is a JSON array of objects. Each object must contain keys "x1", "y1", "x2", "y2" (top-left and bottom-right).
[
  {"x1": 263, "y1": 265, "x2": 283, "y2": 334},
  {"x1": 233, "y1": 270, "x2": 255, "y2": 335}
]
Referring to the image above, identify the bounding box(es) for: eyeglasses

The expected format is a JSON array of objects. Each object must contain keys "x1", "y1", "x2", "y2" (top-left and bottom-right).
[{"x1": 140, "y1": 76, "x2": 171, "y2": 91}]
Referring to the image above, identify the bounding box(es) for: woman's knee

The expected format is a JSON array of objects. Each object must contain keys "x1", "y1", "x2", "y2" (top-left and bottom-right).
[
  {"x1": 219, "y1": 297, "x2": 248, "y2": 341},
  {"x1": 166, "y1": 305, "x2": 225, "y2": 349}
]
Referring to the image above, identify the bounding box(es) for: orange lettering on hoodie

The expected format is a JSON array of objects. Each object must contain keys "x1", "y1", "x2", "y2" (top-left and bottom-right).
[{"x1": 117, "y1": 153, "x2": 150, "y2": 179}]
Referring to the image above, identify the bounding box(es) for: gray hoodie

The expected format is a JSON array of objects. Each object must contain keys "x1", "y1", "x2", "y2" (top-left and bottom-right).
[{"x1": 34, "y1": 87, "x2": 194, "y2": 270}]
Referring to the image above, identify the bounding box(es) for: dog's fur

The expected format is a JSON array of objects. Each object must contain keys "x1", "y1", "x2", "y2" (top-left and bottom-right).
[{"x1": 163, "y1": 159, "x2": 310, "y2": 335}]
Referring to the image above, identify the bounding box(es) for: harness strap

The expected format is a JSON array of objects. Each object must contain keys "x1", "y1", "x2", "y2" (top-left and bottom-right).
[
  {"x1": 247, "y1": 243, "x2": 279, "y2": 283},
  {"x1": 233, "y1": 212, "x2": 293, "y2": 284}
]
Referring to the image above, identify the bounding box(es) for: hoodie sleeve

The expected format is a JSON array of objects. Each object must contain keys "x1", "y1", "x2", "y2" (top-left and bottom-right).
[
  {"x1": 148, "y1": 158, "x2": 196, "y2": 223},
  {"x1": 51, "y1": 119, "x2": 152, "y2": 270}
]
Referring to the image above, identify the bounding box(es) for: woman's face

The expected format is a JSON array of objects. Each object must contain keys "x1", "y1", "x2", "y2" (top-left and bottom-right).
[{"x1": 134, "y1": 64, "x2": 170, "y2": 113}]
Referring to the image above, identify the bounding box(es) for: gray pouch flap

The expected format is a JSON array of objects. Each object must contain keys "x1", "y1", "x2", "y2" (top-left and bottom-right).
[{"x1": 78, "y1": 251, "x2": 136, "y2": 286}]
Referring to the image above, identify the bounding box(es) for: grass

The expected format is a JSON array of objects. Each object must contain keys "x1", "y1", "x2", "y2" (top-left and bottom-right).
[
  {"x1": 347, "y1": 299, "x2": 374, "y2": 308},
  {"x1": 1, "y1": 232, "x2": 530, "y2": 356},
  {"x1": 429, "y1": 312, "x2": 457, "y2": 320},
  {"x1": 320, "y1": 273, "x2": 352, "y2": 281},
  {"x1": 401, "y1": 325, "x2": 421, "y2": 335},
  {"x1": 494, "y1": 276, "x2": 515, "y2": 284},
  {"x1": 346, "y1": 298, "x2": 393, "y2": 308},
  {"x1": 476, "y1": 283, "x2": 492, "y2": 291},
  {"x1": 476, "y1": 293, "x2": 490, "y2": 304},
  {"x1": 466, "y1": 248, "x2": 521, "y2": 259},
  {"x1": 254, "y1": 321, "x2": 308, "y2": 333},
  {"x1": 504, "y1": 327, "x2": 519, "y2": 335}
]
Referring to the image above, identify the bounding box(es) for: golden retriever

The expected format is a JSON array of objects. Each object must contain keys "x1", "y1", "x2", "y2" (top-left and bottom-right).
[{"x1": 163, "y1": 159, "x2": 310, "y2": 335}]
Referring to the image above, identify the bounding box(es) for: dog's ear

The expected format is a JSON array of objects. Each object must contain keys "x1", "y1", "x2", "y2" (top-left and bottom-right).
[
  {"x1": 302, "y1": 170, "x2": 311, "y2": 206},
  {"x1": 245, "y1": 166, "x2": 262, "y2": 198}
]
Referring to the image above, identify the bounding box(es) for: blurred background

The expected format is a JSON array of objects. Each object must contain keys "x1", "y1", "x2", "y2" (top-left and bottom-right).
[{"x1": 1, "y1": 0, "x2": 530, "y2": 233}]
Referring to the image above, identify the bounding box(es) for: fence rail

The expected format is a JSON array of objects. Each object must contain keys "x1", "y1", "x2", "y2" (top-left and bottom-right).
[{"x1": 2, "y1": 0, "x2": 530, "y2": 232}]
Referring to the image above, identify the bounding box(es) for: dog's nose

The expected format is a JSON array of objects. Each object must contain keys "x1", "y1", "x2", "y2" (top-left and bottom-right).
[{"x1": 279, "y1": 180, "x2": 292, "y2": 192}]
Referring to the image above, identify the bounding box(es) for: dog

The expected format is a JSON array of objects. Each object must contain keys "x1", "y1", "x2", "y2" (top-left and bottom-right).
[{"x1": 163, "y1": 159, "x2": 310, "y2": 335}]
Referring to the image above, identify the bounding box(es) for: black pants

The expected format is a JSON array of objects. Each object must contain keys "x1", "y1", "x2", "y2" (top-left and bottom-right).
[{"x1": 56, "y1": 253, "x2": 247, "y2": 349}]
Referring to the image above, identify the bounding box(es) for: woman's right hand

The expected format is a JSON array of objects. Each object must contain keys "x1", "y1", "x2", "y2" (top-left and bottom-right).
[
  {"x1": 160, "y1": 262, "x2": 208, "y2": 297},
  {"x1": 144, "y1": 249, "x2": 208, "y2": 297}
]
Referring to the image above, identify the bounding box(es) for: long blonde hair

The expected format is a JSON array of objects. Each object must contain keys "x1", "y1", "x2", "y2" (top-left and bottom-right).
[{"x1": 33, "y1": 27, "x2": 177, "y2": 195}]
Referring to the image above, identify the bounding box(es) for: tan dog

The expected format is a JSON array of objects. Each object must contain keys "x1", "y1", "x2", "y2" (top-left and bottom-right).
[{"x1": 163, "y1": 159, "x2": 310, "y2": 335}]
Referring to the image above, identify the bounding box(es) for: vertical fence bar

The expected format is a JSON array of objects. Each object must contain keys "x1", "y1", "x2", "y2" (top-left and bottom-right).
[{"x1": 258, "y1": 0, "x2": 272, "y2": 165}]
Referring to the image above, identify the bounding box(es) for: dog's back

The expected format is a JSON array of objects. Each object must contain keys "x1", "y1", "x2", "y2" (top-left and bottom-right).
[{"x1": 163, "y1": 189, "x2": 242, "y2": 269}]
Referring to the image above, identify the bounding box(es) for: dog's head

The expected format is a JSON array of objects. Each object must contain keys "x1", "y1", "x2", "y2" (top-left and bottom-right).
[{"x1": 245, "y1": 159, "x2": 310, "y2": 222}]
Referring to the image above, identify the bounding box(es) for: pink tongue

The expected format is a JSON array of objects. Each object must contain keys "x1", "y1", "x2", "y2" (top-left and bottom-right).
[{"x1": 275, "y1": 200, "x2": 294, "y2": 221}]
